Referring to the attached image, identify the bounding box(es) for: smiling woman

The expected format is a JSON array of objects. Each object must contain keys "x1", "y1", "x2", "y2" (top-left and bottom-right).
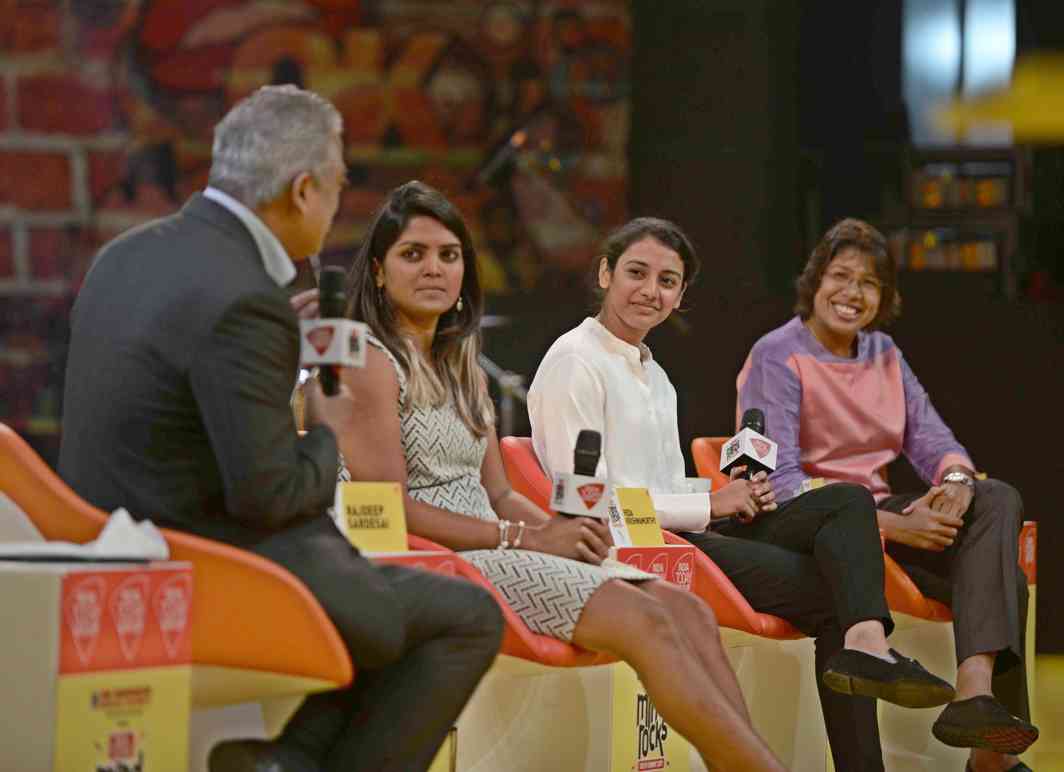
[{"x1": 738, "y1": 216, "x2": 1039, "y2": 769}]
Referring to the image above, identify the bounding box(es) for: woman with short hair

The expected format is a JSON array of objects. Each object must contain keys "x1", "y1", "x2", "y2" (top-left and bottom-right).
[{"x1": 738, "y1": 217, "x2": 1037, "y2": 772}]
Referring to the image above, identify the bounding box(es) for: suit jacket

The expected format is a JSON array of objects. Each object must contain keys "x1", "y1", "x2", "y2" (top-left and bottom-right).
[{"x1": 59, "y1": 194, "x2": 338, "y2": 547}]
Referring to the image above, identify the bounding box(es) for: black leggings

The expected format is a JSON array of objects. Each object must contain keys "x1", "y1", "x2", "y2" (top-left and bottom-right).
[{"x1": 681, "y1": 483, "x2": 890, "y2": 772}]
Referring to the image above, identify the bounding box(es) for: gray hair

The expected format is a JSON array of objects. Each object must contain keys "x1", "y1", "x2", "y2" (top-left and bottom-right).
[{"x1": 208, "y1": 85, "x2": 343, "y2": 208}]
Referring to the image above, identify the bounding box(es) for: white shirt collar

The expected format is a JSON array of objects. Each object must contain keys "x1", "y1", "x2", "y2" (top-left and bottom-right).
[
  {"x1": 203, "y1": 187, "x2": 297, "y2": 288},
  {"x1": 584, "y1": 316, "x2": 653, "y2": 366}
]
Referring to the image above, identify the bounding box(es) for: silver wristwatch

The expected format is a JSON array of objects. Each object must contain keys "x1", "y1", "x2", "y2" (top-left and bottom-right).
[{"x1": 942, "y1": 471, "x2": 975, "y2": 489}]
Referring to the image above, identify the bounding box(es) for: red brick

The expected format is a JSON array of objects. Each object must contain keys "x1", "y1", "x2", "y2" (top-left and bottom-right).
[
  {"x1": 29, "y1": 227, "x2": 82, "y2": 280},
  {"x1": 0, "y1": 3, "x2": 61, "y2": 53},
  {"x1": 0, "y1": 151, "x2": 73, "y2": 210},
  {"x1": 87, "y1": 150, "x2": 127, "y2": 201},
  {"x1": 0, "y1": 79, "x2": 7, "y2": 132},
  {"x1": 0, "y1": 227, "x2": 14, "y2": 278},
  {"x1": 17, "y1": 75, "x2": 115, "y2": 135}
]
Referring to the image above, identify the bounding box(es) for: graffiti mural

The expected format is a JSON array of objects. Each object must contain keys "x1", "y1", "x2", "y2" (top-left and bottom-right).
[
  {"x1": 0, "y1": 0, "x2": 630, "y2": 452},
  {"x1": 95, "y1": 0, "x2": 629, "y2": 290}
]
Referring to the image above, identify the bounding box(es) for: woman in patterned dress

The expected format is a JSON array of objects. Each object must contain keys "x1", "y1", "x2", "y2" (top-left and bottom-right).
[{"x1": 329, "y1": 181, "x2": 785, "y2": 771}]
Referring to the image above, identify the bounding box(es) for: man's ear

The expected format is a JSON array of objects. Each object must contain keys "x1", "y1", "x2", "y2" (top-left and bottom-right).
[
  {"x1": 597, "y1": 257, "x2": 611, "y2": 290},
  {"x1": 290, "y1": 171, "x2": 314, "y2": 215}
]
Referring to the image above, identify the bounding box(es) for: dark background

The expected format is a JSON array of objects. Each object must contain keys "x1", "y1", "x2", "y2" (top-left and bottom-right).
[{"x1": 482, "y1": 0, "x2": 1064, "y2": 651}]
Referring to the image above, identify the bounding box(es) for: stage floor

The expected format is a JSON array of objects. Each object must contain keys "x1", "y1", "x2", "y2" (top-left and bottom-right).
[{"x1": 1032, "y1": 655, "x2": 1064, "y2": 771}]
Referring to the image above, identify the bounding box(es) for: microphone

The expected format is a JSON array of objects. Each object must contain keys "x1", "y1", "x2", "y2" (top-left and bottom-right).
[
  {"x1": 574, "y1": 429, "x2": 601, "y2": 476},
  {"x1": 316, "y1": 266, "x2": 347, "y2": 396},
  {"x1": 550, "y1": 429, "x2": 610, "y2": 519},
  {"x1": 720, "y1": 408, "x2": 778, "y2": 480}
]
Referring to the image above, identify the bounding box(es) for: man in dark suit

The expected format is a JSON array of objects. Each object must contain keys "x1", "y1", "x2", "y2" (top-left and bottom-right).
[{"x1": 59, "y1": 85, "x2": 503, "y2": 772}]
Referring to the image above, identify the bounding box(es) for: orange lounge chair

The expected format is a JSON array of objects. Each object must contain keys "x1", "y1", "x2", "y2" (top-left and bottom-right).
[
  {"x1": 691, "y1": 435, "x2": 1038, "y2": 624},
  {"x1": 0, "y1": 423, "x2": 352, "y2": 708},
  {"x1": 499, "y1": 436, "x2": 802, "y2": 639}
]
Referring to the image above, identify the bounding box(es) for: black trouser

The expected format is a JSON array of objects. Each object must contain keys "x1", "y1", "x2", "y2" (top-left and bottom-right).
[
  {"x1": 251, "y1": 516, "x2": 504, "y2": 772},
  {"x1": 680, "y1": 483, "x2": 891, "y2": 772},
  {"x1": 881, "y1": 478, "x2": 1030, "y2": 722}
]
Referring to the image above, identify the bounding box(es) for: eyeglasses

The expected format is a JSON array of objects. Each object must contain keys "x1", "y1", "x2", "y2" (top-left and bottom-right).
[{"x1": 823, "y1": 268, "x2": 882, "y2": 296}]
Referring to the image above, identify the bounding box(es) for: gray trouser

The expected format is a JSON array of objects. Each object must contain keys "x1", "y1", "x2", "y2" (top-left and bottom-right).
[{"x1": 881, "y1": 478, "x2": 1030, "y2": 721}]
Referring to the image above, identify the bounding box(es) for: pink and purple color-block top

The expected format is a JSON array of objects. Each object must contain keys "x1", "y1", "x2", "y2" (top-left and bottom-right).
[{"x1": 737, "y1": 316, "x2": 973, "y2": 503}]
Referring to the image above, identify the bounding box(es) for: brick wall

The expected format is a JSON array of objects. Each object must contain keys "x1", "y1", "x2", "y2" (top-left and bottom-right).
[{"x1": 0, "y1": 0, "x2": 631, "y2": 463}]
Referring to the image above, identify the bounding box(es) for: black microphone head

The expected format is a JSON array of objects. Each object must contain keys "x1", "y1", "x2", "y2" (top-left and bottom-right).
[
  {"x1": 740, "y1": 408, "x2": 765, "y2": 436},
  {"x1": 318, "y1": 265, "x2": 347, "y2": 317},
  {"x1": 573, "y1": 429, "x2": 602, "y2": 476}
]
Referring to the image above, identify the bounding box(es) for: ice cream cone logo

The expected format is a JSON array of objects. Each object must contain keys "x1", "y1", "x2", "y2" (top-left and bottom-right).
[
  {"x1": 110, "y1": 575, "x2": 149, "y2": 663},
  {"x1": 623, "y1": 553, "x2": 644, "y2": 571},
  {"x1": 153, "y1": 574, "x2": 192, "y2": 659},
  {"x1": 307, "y1": 326, "x2": 334, "y2": 355},
  {"x1": 648, "y1": 552, "x2": 668, "y2": 579},
  {"x1": 65, "y1": 576, "x2": 105, "y2": 665},
  {"x1": 674, "y1": 553, "x2": 693, "y2": 591}
]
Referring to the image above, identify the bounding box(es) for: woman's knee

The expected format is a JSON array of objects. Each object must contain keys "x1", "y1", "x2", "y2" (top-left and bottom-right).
[
  {"x1": 975, "y1": 479, "x2": 1024, "y2": 526},
  {"x1": 830, "y1": 482, "x2": 877, "y2": 515},
  {"x1": 651, "y1": 580, "x2": 720, "y2": 636}
]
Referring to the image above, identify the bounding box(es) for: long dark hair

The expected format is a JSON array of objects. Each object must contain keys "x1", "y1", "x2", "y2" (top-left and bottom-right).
[{"x1": 347, "y1": 180, "x2": 493, "y2": 437}]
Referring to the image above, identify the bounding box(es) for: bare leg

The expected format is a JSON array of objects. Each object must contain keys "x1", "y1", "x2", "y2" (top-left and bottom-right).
[
  {"x1": 844, "y1": 619, "x2": 893, "y2": 660},
  {"x1": 641, "y1": 579, "x2": 752, "y2": 723},
  {"x1": 957, "y1": 653, "x2": 1020, "y2": 772},
  {"x1": 572, "y1": 580, "x2": 785, "y2": 772}
]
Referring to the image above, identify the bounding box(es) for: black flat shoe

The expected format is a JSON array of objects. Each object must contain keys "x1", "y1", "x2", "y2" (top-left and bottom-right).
[
  {"x1": 821, "y1": 647, "x2": 956, "y2": 708},
  {"x1": 934, "y1": 695, "x2": 1039, "y2": 755},
  {"x1": 209, "y1": 739, "x2": 321, "y2": 772}
]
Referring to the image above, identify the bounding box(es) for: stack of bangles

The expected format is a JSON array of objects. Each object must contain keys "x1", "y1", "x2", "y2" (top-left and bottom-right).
[{"x1": 497, "y1": 520, "x2": 527, "y2": 550}]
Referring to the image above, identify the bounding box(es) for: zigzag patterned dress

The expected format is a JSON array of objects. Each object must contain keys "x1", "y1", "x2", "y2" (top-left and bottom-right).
[{"x1": 339, "y1": 336, "x2": 651, "y2": 641}]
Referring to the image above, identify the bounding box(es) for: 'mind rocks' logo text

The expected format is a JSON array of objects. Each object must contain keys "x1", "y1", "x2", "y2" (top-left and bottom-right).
[{"x1": 635, "y1": 693, "x2": 668, "y2": 770}]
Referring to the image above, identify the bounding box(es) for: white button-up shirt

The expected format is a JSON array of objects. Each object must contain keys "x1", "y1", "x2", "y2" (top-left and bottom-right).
[{"x1": 528, "y1": 316, "x2": 711, "y2": 532}]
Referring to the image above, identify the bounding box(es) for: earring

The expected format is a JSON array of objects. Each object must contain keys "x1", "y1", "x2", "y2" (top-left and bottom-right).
[{"x1": 456, "y1": 296, "x2": 463, "y2": 312}]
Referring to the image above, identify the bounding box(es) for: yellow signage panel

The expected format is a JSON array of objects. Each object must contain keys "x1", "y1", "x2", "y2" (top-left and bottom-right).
[
  {"x1": 54, "y1": 665, "x2": 190, "y2": 772},
  {"x1": 336, "y1": 482, "x2": 409, "y2": 553},
  {"x1": 610, "y1": 662, "x2": 691, "y2": 772},
  {"x1": 614, "y1": 488, "x2": 664, "y2": 547}
]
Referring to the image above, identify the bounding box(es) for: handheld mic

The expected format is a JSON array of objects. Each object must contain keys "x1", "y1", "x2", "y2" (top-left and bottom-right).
[
  {"x1": 574, "y1": 429, "x2": 601, "y2": 476},
  {"x1": 720, "y1": 408, "x2": 778, "y2": 480},
  {"x1": 551, "y1": 429, "x2": 610, "y2": 519},
  {"x1": 317, "y1": 266, "x2": 347, "y2": 396}
]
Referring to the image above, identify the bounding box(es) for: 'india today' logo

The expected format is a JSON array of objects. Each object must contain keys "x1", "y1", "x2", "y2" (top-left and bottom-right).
[
  {"x1": 751, "y1": 438, "x2": 772, "y2": 459},
  {"x1": 635, "y1": 693, "x2": 668, "y2": 770},
  {"x1": 65, "y1": 576, "x2": 106, "y2": 665},
  {"x1": 577, "y1": 482, "x2": 605, "y2": 510},
  {"x1": 110, "y1": 576, "x2": 149, "y2": 663},
  {"x1": 153, "y1": 574, "x2": 192, "y2": 659},
  {"x1": 307, "y1": 326, "x2": 334, "y2": 356}
]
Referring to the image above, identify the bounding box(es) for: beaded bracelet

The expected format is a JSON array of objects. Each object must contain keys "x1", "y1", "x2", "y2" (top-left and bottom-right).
[
  {"x1": 512, "y1": 521, "x2": 526, "y2": 549},
  {"x1": 497, "y1": 519, "x2": 510, "y2": 550}
]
